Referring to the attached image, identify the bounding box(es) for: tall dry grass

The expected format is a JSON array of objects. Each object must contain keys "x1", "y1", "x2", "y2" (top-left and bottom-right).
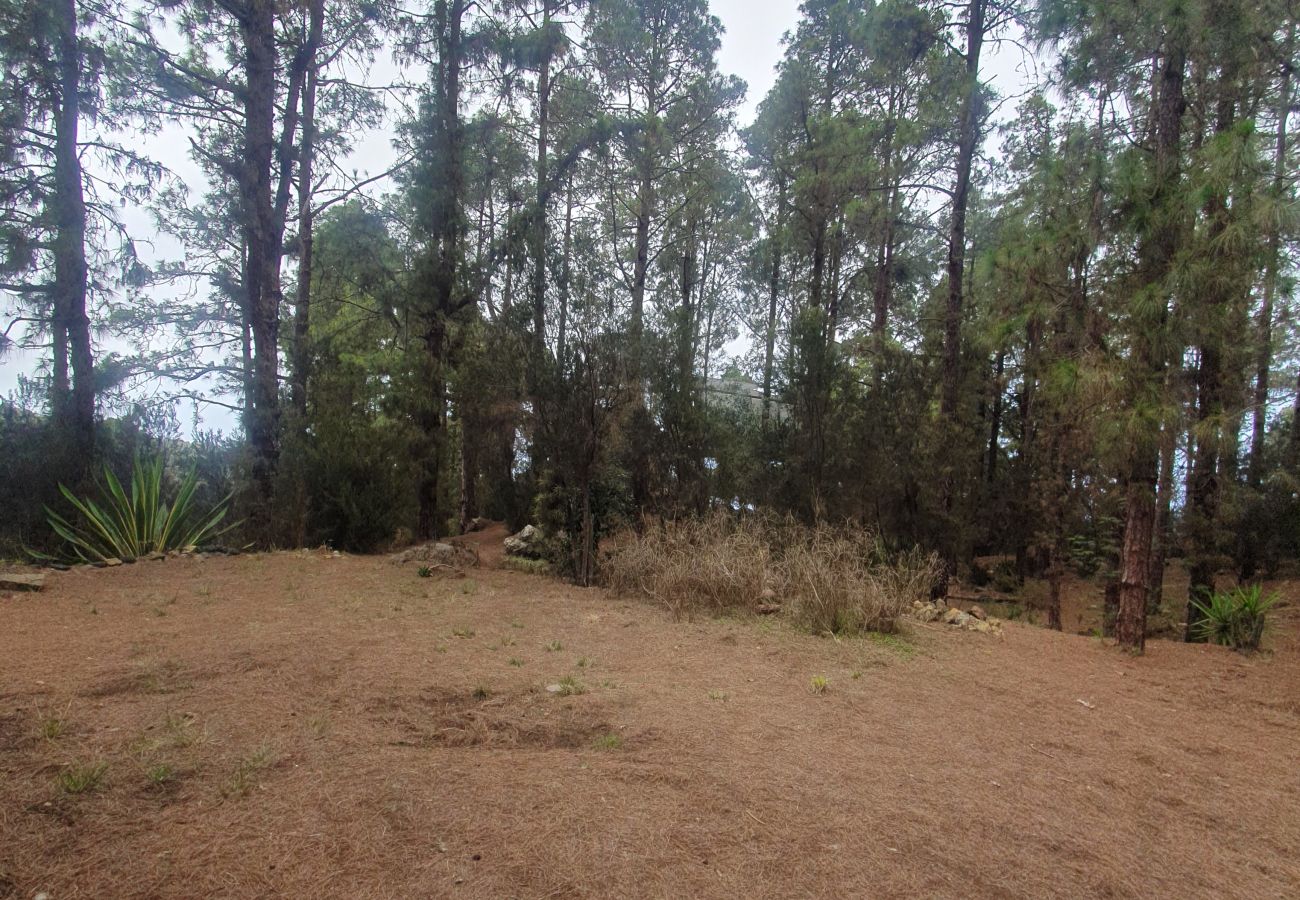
[
  {"x1": 602, "y1": 515, "x2": 771, "y2": 618},
  {"x1": 602, "y1": 513, "x2": 940, "y2": 634}
]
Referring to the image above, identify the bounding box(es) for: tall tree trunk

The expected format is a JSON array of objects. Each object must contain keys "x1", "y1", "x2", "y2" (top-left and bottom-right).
[
  {"x1": 52, "y1": 0, "x2": 93, "y2": 466},
  {"x1": 239, "y1": 0, "x2": 284, "y2": 523},
  {"x1": 762, "y1": 181, "x2": 786, "y2": 431},
  {"x1": 530, "y1": 2, "x2": 553, "y2": 359},
  {"x1": 1185, "y1": 71, "x2": 1244, "y2": 638},
  {"x1": 630, "y1": 162, "x2": 653, "y2": 371},
  {"x1": 933, "y1": 0, "x2": 986, "y2": 594},
  {"x1": 557, "y1": 174, "x2": 573, "y2": 362},
  {"x1": 986, "y1": 351, "x2": 1004, "y2": 484},
  {"x1": 1115, "y1": 35, "x2": 1187, "y2": 652},
  {"x1": 291, "y1": 0, "x2": 326, "y2": 420},
  {"x1": 1148, "y1": 413, "x2": 1178, "y2": 613},
  {"x1": 939, "y1": 0, "x2": 985, "y2": 423},
  {"x1": 1244, "y1": 23, "x2": 1293, "y2": 504},
  {"x1": 459, "y1": 421, "x2": 477, "y2": 534},
  {"x1": 872, "y1": 89, "x2": 899, "y2": 379},
  {"x1": 416, "y1": 0, "x2": 467, "y2": 540},
  {"x1": 628, "y1": 145, "x2": 655, "y2": 519}
]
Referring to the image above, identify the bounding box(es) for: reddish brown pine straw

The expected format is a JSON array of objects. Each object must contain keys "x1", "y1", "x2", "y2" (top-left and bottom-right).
[{"x1": 2, "y1": 532, "x2": 1299, "y2": 898}]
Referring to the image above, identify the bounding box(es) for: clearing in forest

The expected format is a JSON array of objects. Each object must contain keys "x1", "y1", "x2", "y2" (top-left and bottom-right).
[{"x1": 2, "y1": 546, "x2": 1298, "y2": 899}]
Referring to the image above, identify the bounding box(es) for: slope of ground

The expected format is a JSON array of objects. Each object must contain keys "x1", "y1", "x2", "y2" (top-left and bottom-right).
[{"x1": 2, "y1": 551, "x2": 1298, "y2": 899}]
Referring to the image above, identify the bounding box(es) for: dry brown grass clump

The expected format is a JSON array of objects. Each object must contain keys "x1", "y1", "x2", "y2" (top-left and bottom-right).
[
  {"x1": 603, "y1": 514, "x2": 770, "y2": 617},
  {"x1": 603, "y1": 513, "x2": 940, "y2": 634}
]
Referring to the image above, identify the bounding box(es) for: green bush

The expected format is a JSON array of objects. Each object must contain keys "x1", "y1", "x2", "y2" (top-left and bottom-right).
[
  {"x1": 991, "y1": 558, "x2": 1021, "y2": 593},
  {"x1": 45, "y1": 455, "x2": 232, "y2": 562},
  {"x1": 1191, "y1": 585, "x2": 1278, "y2": 651}
]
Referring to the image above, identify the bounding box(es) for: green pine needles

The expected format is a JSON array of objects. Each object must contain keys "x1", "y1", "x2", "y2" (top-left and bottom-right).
[
  {"x1": 1191, "y1": 585, "x2": 1278, "y2": 652},
  {"x1": 45, "y1": 456, "x2": 233, "y2": 563}
]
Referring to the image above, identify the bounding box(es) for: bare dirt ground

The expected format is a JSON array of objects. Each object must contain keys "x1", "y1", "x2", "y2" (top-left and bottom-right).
[{"x1": 3, "y1": 537, "x2": 1299, "y2": 899}]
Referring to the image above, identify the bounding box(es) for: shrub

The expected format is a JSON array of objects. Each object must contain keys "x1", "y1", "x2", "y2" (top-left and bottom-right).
[
  {"x1": 45, "y1": 455, "x2": 232, "y2": 563},
  {"x1": 781, "y1": 529, "x2": 929, "y2": 634},
  {"x1": 603, "y1": 513, "x2": 939, "y2": 635},
  {"x1": 990, "y1": 558, "x2": 1021, "y2": 593},
  {"x1": 602, "y1": 514, "x2": 770, "y2": 618},
  {"x1": 1191, "y1": 585, "x2": 1278, "y2": 651}
]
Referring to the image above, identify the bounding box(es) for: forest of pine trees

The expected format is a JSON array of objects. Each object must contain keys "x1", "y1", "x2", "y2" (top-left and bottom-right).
[{"x1": 3, "y1": 0, "x2": 1300, "y2": 652}]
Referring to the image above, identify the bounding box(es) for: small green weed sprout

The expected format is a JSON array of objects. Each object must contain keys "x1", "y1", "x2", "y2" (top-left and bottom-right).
[
  {"x1": 145, "y1": 763, "x2": 175, "y2": 786},
  {"x1": 592, "y1": 733, "x2": 623, "y2": 751},
  {"x1": 58, "y1": 761, "x2": 108, "y2": 794},
  {"x1": 554, "y1": 675, "x2": 585, "y2": 696}
]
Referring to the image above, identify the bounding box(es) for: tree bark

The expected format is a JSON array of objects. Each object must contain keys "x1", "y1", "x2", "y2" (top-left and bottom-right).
[
  {"x1": 1247, "y1": 24, "x2": 1294, "y2": 489},
  {"x1": 938, "y1": 0, "x2": 985, "y2": 423},
  {"x1": 1185, "y1": 66, "x2": 1244, "y2": 637},
  {"x1": 239, "y1": 0, "x2": 285, "y2": 518},
  {"x1": 52, "y1": 0, "x2": 93, "y2": 465},
  {"x1": 416, "y1": 0, "x2": 468, "y2": 539},
  {"x1": 1115, "y1": 35, "x2": 1187, "y2": 652},
  {"x1": 986, "y1": 351, "x2": 1004, "y2": 484},
  {"x1": 762, "y1": 181, "x2": 786, "y2": 430},
  {"x1": 291, "y1": 0, "x2": 326, "y2": 420},
  {"x1": 557, "y1": 174, "x2": 573, "y2": 362},
  {"x1": 530, "y1": 1, "x2": 554, "y2": 359},
  {"x1": 932, "y1": 0, "x2": 986, "y2": 595}
]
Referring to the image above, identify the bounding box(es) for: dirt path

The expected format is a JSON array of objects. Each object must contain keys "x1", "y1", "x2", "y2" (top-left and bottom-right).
[{"x1": 2, "y1": 552, "x2": 1298, "y2": 899}]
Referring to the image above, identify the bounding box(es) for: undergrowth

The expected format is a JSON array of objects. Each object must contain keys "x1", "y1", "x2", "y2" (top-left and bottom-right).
[
  {"x1": 603, "y1": 513, "x2": 939, "y2": 635},
  {"x1": 1192, "y1": 585, "x2": 1278, "y2": 651}
]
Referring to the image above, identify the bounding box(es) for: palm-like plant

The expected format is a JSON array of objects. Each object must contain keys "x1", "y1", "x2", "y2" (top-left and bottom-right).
[
  {"x1": 45, "y1": 456, "x2": 233, "y2": 562},
  {"x1": 1191, "y1": 585, "x2": 1278, "y2": 651}
]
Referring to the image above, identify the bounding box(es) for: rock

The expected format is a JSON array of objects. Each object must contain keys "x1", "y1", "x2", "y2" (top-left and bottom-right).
[
  {"x1": 102, "y1": 558, "x2": 123, "y2": 568},
  {"x1": 756, "y1": 603, "x2": 781, "y2": 615},
  {"x1": 504, "y1": 524, "x2": 543, "y2": 559},
  {"x1": 147, "y1": 552, "x2": 166, "y2": 561},
  {"x1": 760, "y1": 587, "x2": 777, "y2": 601},
  {"x1": 466, "y1": 517, "x2": 491, "y2": 533},
  {"x1": 0, "y1": 573, "x2": 45, "y2": 592},
  {"x1": 389, "y1": 542, "x2": 477, "y2": 568},
  {"x1": 968, "y1": 604, "x2": 987, "y2": 621},
  {"x1": 911, "y1": 601, "x2": 941, "y2": 623},
  {"x1": 942, "y1": 607, "x2": 972, "y2": 627}
]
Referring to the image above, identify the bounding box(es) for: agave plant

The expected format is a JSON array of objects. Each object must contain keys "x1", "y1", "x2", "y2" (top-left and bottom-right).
[
  {"x1": 45, "y1": 456, "x2": 233, "y2": 563},
  {"x1": 1191, "y1": 585, "x2": 1278, "y2": 651}
]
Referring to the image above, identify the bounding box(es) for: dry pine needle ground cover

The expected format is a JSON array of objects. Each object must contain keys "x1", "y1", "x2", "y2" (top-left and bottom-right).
[{"x1": 2, "y1": 537, "x2": 1300, "y2": 899}]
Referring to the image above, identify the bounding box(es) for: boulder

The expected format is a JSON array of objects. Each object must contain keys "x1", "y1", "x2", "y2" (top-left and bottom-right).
[
  {"x1": 389, "y1": 542, "x2": 477, "y2": 568},
  {"x1": 911, "y1": 600, "x2": 942, "y2": 623},
  {"x1": 0, "y1": 573, "x2": 45, "y2": 592},
  {"x1": 504, "y1": 525, "x2": 542, "y2": 559},
  {"x1": 968, "y1": 604, "x2": 987, "y2": 621},
  {"x1": 942, "y1": 607, "x2": 973, "y2": 628},
  {"x1": 465, "y1": 517, "x2": 491, "y2": 533}
]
